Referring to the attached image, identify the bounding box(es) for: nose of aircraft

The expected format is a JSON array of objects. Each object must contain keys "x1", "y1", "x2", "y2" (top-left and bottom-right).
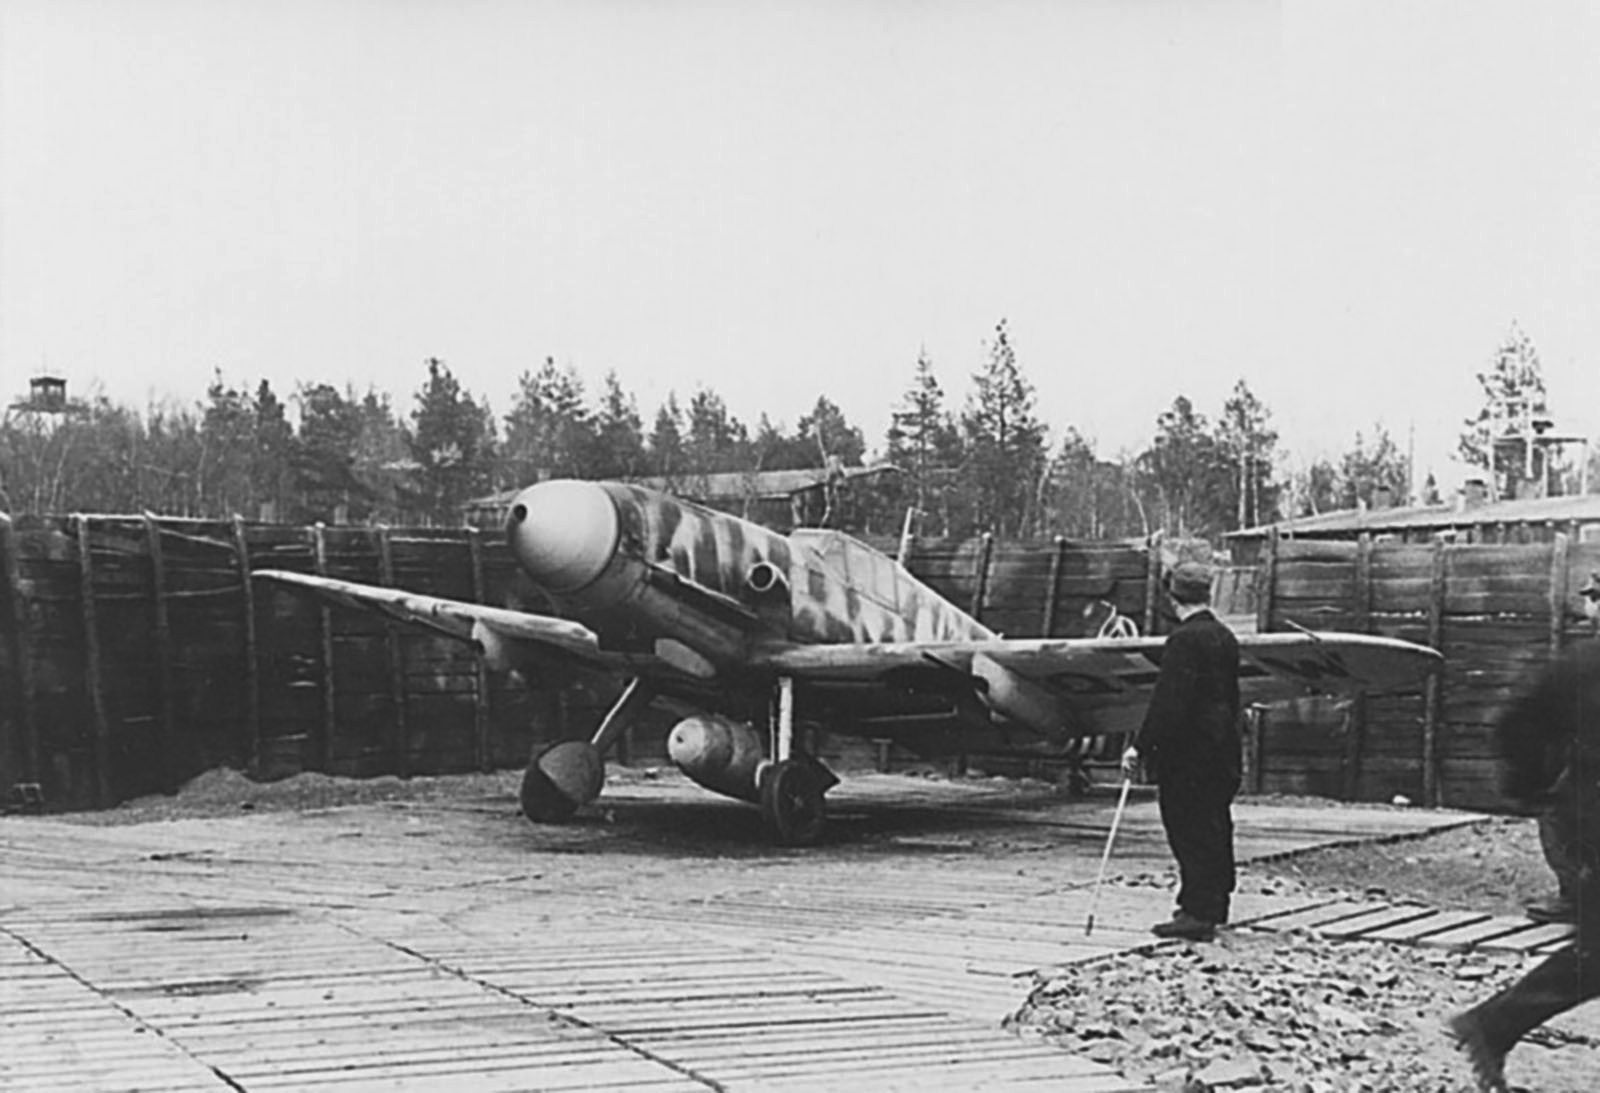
[{"x1": 504, "y1": 480, "x2": 619, "y2": 592}]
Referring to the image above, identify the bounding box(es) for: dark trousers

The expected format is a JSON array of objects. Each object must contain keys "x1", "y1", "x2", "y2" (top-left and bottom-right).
[
  {"x1": 1157, "y1": 773, "x2": 1239, "y2": 924},
  {"x1": 1458, "y1": 878, "x2": 1599, "y2": 1053},
  {"x1": 1539, "y1": 804, "x2": 1581, "y2": 900}
]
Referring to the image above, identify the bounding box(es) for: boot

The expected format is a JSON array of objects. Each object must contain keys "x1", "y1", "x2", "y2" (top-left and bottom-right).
[
  {"x1": 1447, "y1": 1011, "x2": 1509, "y2": 1093},
  {"x1": 1151, "y1": 910, "x2": 1216, "y2": 942},
  {"x1": 1523, "y1": 893, "x2": 1577, "y2": 924}
]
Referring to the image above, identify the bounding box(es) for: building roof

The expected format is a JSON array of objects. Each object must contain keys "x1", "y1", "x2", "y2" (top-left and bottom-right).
[
  {"x1": 631, "y1": 463, "x2": 899, "y2": 501},
  {"x1": 464, "y1": 463, "x2": 901, "y2": 512},
  {"x1": 1228, "y1": 492, "x2": 1600, "y2": 539}
]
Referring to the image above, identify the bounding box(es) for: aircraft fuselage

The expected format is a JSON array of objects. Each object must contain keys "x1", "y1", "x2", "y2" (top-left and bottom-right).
[{"x1": 505, "y1": 479, "x2": 994, "y2": 678}]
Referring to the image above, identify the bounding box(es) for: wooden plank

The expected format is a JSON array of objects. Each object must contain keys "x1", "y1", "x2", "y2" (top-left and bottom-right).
[
  {"x1": 311, "y1": 523, "x2": 334, "y2": 771},
  {"x1": 211, "y1": 1052, "x2": 662, "y2": 1086},
  {"x1": 1446, "y1": 543, "x2": 1552, "y2": 574},
  {"x1": 1549, "y1": 531, "x2": 1570, "y2": 655},
  {"x1": 1042, "y1": 536, "x2": 1066, "y2": 637},
  {"x1": 1417, "y1": 915, "x2": 1537, "y2": 949},
  {"x1": 75, "y1": 516, "x2": 114, "y2": 808},
  {"x1": 239, "y1": 1057, "x2": 703, "y2": 1091},
  {"x1": 1243, "y1": 704, "x2": 1264, "y2": 794},
  {"x1": 0, "y1": 513, "x2": 42, "y2": 792},
  {"x1": 626, "y1": 1019, "x2": 1021, "y2": 1057},
  {"x1": 144, "y1": 515, "x2": 179, "y2": 792},
  {"x1": 374, "y1": 526, "x2": 409, "y2": 777},
  {"x1": 1246, "y1": 899, "x2": 1383, "y2": 932},
  {"x1": 1343, "y1": 536, "x2": 1369, "y2": 802},
  {"x1": 1311, "y1": 904, "x2": 1437, "y2": 939},
  {"x1": 232, "y1": 516, "x2": 263, "y2": 773},
  {"x1": 1422, "y1": 537, "x2": 1445, "y2": 807},
  {"x1": 468, "y1": 527, "x2": 493, "y2": 771},
  {"x1": 1476, "y1": 921, "x2": 1577, "y2": 952},
  {"x1": 1255, "y1": 530, "x2": 1277, "y2": 633},
  {"x1": 970, "y1": 531, "x2": 993, "y2": 621},
  {"x1": 1276, "y1": 540, "x2": 1361, "y2": 563},
  {"x1": 1347, "y1": 908, "x2": 1490, "y2": 943}
]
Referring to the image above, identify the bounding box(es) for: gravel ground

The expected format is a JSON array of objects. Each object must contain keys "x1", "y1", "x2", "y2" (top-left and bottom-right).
[
  {"x1": 1010, "y1": 817, "x2": 1599, "y2": 1092},
  {"x1": 1010, "y1": 924, "x2": 1597, "y2": 1092}
]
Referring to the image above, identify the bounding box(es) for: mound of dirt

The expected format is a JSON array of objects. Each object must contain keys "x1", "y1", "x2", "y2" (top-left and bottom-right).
[
  {"x1": 1251, "y1": 816, "x2": 1553, "y2": 920},
  {"x1": 54, "y1": 767, "x2": 525, "y2": 824}
]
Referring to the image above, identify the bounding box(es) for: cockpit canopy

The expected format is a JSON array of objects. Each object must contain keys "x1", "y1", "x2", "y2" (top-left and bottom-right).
[{"x1": 788, "y1": 527, "x2": 910, "y2": 607}]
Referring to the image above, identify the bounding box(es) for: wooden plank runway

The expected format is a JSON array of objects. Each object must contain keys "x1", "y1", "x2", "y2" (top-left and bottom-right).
[
  {"x1": 1245, "y1": 896, "x2": 1578, "y2": 953},
  {"x1": 0, "y1": 773, "x2": 1481, "y2": 1091}
]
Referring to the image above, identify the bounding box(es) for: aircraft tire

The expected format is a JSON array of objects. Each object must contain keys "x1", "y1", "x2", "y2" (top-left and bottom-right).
[
  {"x1": 520, "y1": 741, "x2": 604, "y2": 823},
  {"x1": 760, "y1": 759, "x2": 827, "y2": 846}
]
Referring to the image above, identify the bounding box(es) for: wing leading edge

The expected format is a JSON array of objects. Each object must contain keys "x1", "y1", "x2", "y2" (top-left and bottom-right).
[
  {"x1": 252, "y1": 569, "x2": 661, "y2": 674},
  {"x1": 754, "y1": 630, "x2": 1441, "y2": 736}
]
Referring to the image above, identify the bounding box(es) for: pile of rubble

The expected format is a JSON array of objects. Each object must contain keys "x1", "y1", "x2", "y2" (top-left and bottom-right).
[{"x1": 1009, "y1": 927, "x2": 1567, "y2": 1091}]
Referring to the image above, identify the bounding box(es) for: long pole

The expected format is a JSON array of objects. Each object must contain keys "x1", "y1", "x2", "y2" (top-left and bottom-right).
[{"x1": 1085, "y1": 776, "x2": 1134, "y2": 936}]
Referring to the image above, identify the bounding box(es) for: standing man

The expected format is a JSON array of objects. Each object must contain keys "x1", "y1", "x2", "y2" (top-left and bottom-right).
[
  {"x1": 1121, "y1": 560, "x2": 1241, "y2": 942},
  {"x1": 1524, "y1": 571, "x2": 1600, "y2": 924},
  {"x1": 1448, "y1": 631, "x2": 1600, "y2": 1092}
]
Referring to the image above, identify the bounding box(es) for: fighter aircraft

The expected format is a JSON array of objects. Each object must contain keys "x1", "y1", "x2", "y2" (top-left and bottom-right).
[{"x1": 256, "y1": 479, "x2": 1441, "y2": 844}]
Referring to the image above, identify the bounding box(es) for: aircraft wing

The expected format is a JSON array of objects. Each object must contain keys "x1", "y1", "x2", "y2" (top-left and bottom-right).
[
  {"x1": 252, "y1": 569, "x2": 663, "y2": 675},
  {"x1": 752, "y1": 630, "x2": 1441, "y2": 737}
]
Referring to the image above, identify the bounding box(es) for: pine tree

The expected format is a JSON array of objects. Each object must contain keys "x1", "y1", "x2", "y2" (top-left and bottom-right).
[
  {"x1": 1459, "y1": 321, "x2": 1548, "y2": 499},
  {"x1": 251, "y1": 380, "x2": 295, "y2": 520},
  {"x1": 886, "y1": 350, "x2": 962, "y2": 534},
  {"x1": 293, "y1": 383, "x2": 367, "y2": 522},
  {"x1": 797, "y1": 395, "x2": 866, "y2": 467},
  {"x1": 405, "y1": 358, "x2": 496, "y2": 525},
  {"x1": 1217, "y1": 379, "x2": 1279, "y2": 530},
  {"x1": 502, "y1": 357, "x2": 594, "y2": 484},
  {"x1": 684, "y1": 388, "x2": 748, "y2": 478},
  {"x1": 959, "y1": 320, "x2": 1047, "y2": 537},
  {"x1": 1338, "y1": 424, "x2": 1409, "y2": 510},
  {"x1": 590, "y1": 371, "x2": 646, "y2": 480},
  {"x1": 647, "y1": 394, "x2": 685, "y2": 482},
  {"x1": 1136, "y1": 395, "x2": 1231, "y2": 538}
]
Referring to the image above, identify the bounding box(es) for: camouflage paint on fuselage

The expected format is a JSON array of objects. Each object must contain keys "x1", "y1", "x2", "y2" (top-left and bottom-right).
[{"x1": 598, "y1": 483, "x2": 994, "y2": 647}]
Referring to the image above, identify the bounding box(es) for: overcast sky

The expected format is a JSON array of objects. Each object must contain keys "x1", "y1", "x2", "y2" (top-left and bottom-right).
[{"x1": 3, "y1": 0, "x2": 1596, "y2": 493}]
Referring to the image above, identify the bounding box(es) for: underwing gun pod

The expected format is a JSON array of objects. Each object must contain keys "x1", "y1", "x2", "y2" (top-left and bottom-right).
[{"x1": 256, "y1": 479, "x2": 1443, "y2": 846}]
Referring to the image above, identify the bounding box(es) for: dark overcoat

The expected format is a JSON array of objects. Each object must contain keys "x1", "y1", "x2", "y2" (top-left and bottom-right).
[
  {"x1": 1136, "y1": 608, "x2": 1241, "y2": 784},
  {"x1": 1495, "y1": 640, "x2": 1600, "y2": 866}
]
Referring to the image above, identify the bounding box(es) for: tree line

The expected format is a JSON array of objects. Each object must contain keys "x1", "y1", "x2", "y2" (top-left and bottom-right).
[{"x1": 5, "y1": 319, "x2": 1565, "y2": 540}]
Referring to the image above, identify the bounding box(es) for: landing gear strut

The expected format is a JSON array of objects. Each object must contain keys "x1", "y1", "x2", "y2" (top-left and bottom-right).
[
  {"x1": 758, "y1": 676, "x2": 836, "y2": 846},
  {"x1": 519, "y1": 677, "x2": 655, "y2": 824}
]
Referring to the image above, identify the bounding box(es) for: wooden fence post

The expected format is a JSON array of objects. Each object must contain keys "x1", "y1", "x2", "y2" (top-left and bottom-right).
[
  {"x1": 1143, "y1": 532, "x2": 1164, "y2": 635},
  {"x1": 76, "y1": 516, "x2": 114, "y2": 808},
  {"x1": 1255, "y1": 530, "x2": 1278, "y2": 634},
  {"x1": 1244, "y1": 705, "x2": 1266, "y2": 794},
  {"x1": 143, "y1": 515, "x2": 179, "y2": 792},
  {"x1": 232, "y1": 516, "x2": 263, "y2": 774},
  {"x1": 1421, "y1": 536, "x2": 1447, "y2": 808},
  {"x1": 1548, "y1": 531, "x2": 1571, "y2": 655},
  {"x1": 1343, "y1": 533, "x2": 1373, "y2": 801},
  {"x1": 311, "y1": 524, "x2": 335, "y2": 772},
  {"x1": 373, "y1": 527, "x2": 409, "y2": 777},
  {"x1": 467, "y1": 529, "x2": 492, "y2": 772},
  {"x1": 969, "y1": 532, "x2": 993, "y2": 622},
  {"x1": 1, "y1": 514, "x2": 42, "y2": 792},
  {"x1": 1041, "y1": 535, "x2": 1067, "y2": 636}
]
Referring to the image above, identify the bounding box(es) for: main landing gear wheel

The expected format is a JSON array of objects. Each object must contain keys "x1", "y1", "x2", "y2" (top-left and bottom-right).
[
  {"x1": 760, "y1": 759, "x2": 827, "y2": 846},
  {"x1": 520, "y1": 741, "x2": 604, "y2": 822}
]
